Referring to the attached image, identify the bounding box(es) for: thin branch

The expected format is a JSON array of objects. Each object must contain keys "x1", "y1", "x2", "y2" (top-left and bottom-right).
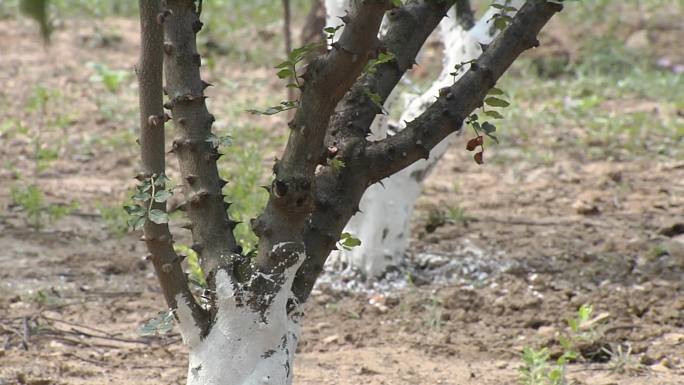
[
  {"x1": 365, "y1": 0, "x2": 563, "y2": 182},
  {"x1": 326, "y1": 1, "x2": 453, "y2": 142},
  {"x1": 137, "y1": 0, "x2": 208, "y2": 331}
]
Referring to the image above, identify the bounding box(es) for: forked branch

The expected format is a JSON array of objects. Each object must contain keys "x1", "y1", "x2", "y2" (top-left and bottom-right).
[{"x1": 252, "y1": 0, "x2": 392, "y2": 274}]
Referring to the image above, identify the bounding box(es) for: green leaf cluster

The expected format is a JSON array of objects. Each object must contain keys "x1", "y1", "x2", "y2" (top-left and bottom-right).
[{"x1": 124, "y1": 174, "x2": 172, "y2": 231}]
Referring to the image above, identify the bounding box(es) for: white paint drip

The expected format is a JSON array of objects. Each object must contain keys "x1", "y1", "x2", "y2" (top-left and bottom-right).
[
  {"x1": 175, "y1": 252, "x2": 305, "y2": 385},
  {"x1": 330, "y1": 2, "x2": 523, "y2": 278}
]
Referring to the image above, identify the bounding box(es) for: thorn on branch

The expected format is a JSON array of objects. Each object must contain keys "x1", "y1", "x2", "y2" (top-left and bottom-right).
[
  {"x1": 163, "y1": 42, "x2": 174, "y2": 55},
  {"x1": 189, "y1": 190, "x2": 210, "y2": 206},
  {"x1": 273, "y1": 180, "x2": 288, "y2": 198},
  {"x1": 339, "y1": 13, "x2": 351, "y2": 24},
  {"x1": 156, "y1": 9, "x2": 172, "y2": 25},
  {"x1": 191, "y1": 243, "x2": 204, "y2": 254},
  {"x1": 192, "y1": 20, "x2": 204, "y2": 33},
  {"x1": 148, "y1": 114, "x2": 164, "y2": 127},
  {"x1": 185, "y1": 174, "x2": 198, "y2": 185},
  {"x1": 205, "y1": 152, "x2": 222, "y2": 162},
  {"x1": 201, "y1": 80, "x2": 213, "y2": 90}
]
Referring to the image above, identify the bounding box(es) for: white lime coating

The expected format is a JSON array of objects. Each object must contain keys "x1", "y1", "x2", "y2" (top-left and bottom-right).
[{"x1": 175, "y1": 245, "x2": 305, "y2": 385}]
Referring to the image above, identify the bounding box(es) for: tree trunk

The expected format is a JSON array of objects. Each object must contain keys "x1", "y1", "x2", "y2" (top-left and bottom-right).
[
  {"x1": 330, "y1": 1, "x2": 522, "y2": 278},
  {"x1": 135, "y1": 1, "x2": 562, "y2": 383},
  {"x1": 178, "y1": 262, "x2": 304, "y2": 385}
]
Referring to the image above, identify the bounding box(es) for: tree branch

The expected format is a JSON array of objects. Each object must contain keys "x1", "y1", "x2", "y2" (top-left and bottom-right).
[
  {"x1": 325, "y1": 1, "x2": 452, "y2": 142},
  {"x1": 365, "y1": 0, "x2": 563, "y2": 183},
  {"x1": 162, "y1": 0, "x2": 238, "y2": 275},
  {"x1": 136, "y1": 0, "x2": 208, "y2": 332},
  {"x1": 252, "y1": 0, "x2": 391, "y2": 274}
]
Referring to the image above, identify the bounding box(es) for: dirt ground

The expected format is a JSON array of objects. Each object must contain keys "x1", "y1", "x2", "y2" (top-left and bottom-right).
[{"x1": 1, "y1": 9, "x2": 684, "y2": 385}]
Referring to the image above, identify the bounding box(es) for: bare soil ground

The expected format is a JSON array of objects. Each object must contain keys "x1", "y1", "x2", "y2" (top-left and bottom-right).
[{"x1": 1, "y1": 10, "x2": 684, "y2": 385}]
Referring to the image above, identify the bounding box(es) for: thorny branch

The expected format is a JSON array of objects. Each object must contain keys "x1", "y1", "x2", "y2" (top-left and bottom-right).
[{"x1": 136, "y1": 0, "x2": 208, "y2": 331}]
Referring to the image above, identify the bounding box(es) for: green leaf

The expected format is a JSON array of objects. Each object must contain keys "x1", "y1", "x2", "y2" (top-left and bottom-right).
[
  {"x1": 484, "y1": 110, "x2": 504, "y2": 119},
  {"x1": 329, "y1": 158, "x2": 345, "y2": 172},
  {"x1": 131, "y1": 191, "x2": 151, "y2": 202},
  {"x1": 148, "y1": 209, "x2": 169, "y2": 224},
  {"x1": 123, "y1": 204, "x2": 144, "y2": 216},
  {"x1": 338, "y1": 232, "x2": 362, "y2": 251},
  {"x1": 174, "y1": 244, "x2": 207, "y2": 289},
  {"x1": 127, "y1": 215, "x2": 145, "y2": 231},
  {"x1": 364, "y1": 51, "x2": 396, "y2": 75},
  {"x1": 153, "y1": 190, "x2": 172, "y2": 203},
  {"x1": 488, "y1": 87, "x2": 505, "y2": 96},
  {"x1": 484, "y1": 97, "x2": 510, "y2": 108},
  {"x1": 275, "y1": 60, "x2": 292, "y2": 69},
  {"x1": 481, "y1": 121, "x2": 496, "y2": 134},
  {"x1": 491, "y1": 4, "x2": 517, "y2": 12},
  {"x1": 494, "y1": 16, "x2": 508, "y2": 31},
  {"x1": 154, "y1": 174, "x2": 171, "y2": 187},
  {"x1": 276, "y1": 68, "x2": 293, "y2": 79},
  {"x1": 138, "y1": 310, "x2": 175, "y2": 336},
  {"x1": 364, "y1": 89, "x2": 387, "y2": 114}
]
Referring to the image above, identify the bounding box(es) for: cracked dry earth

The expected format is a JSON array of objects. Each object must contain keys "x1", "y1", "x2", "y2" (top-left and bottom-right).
[{"x1": 1, "y1": 12, "x2": 684, "y2": 385}]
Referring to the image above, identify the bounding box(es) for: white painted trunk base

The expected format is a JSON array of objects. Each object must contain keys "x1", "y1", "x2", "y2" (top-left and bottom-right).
[
  {"x1": 326, "y1": 1, "x2": 519, "y2": 278},
  {"x1": 176, "y1": 248, "x2": 305, "y2": 385}
]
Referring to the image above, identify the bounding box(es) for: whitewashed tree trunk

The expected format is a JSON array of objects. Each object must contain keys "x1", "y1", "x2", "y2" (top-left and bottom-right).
[
  {"x1": 176, "y1": 252, "x2": 305, "y2": 385},
  {"x1": 327, "y1": 1, "x2": 521, "y2": 278}
]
